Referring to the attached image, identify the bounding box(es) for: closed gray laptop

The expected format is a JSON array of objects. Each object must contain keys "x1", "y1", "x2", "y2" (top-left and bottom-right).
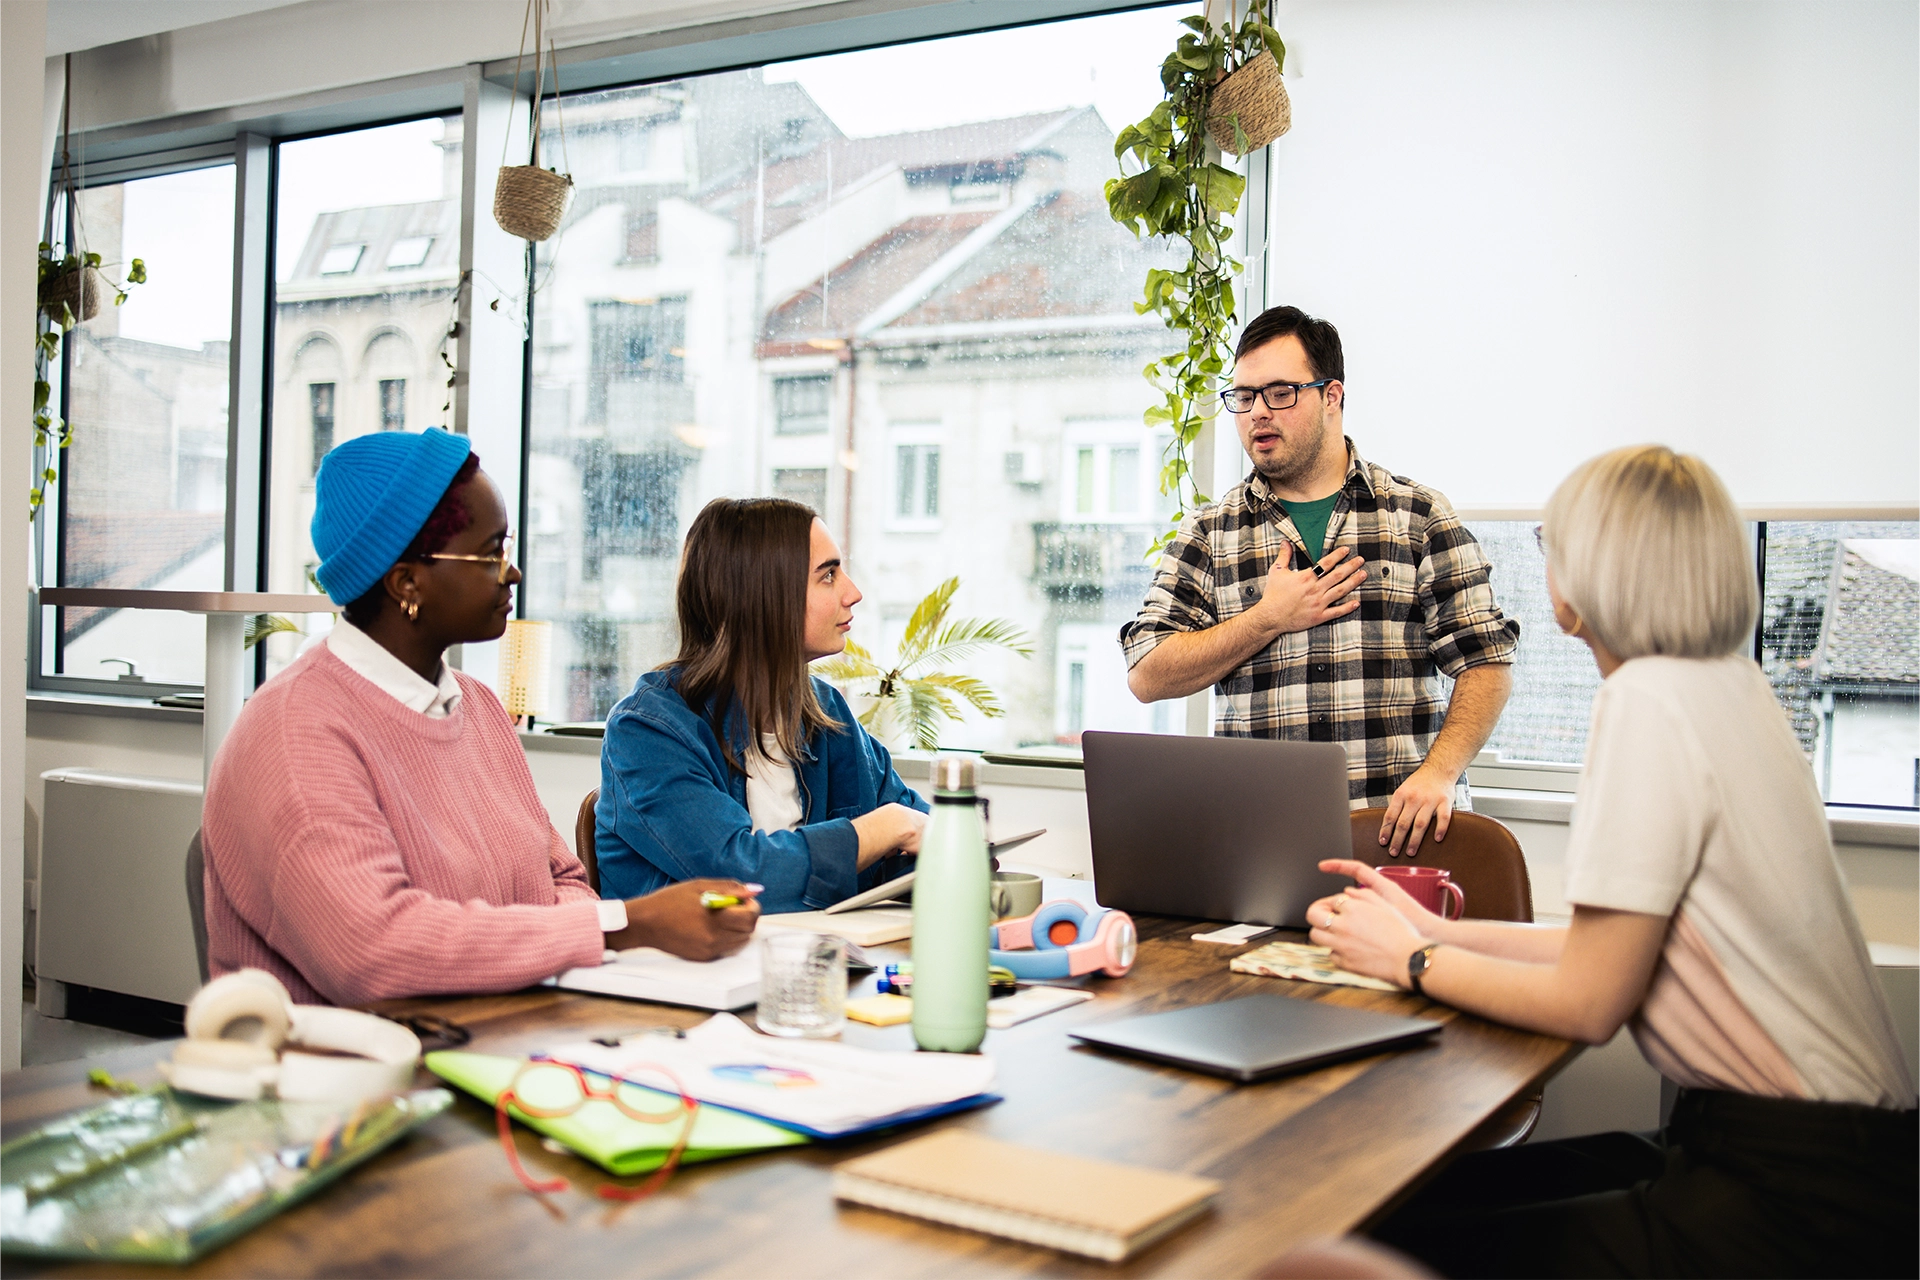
[
  {"x1": 1070, "y1": 994, "x2": 1440, "y2": 1083},
  {"x1": 1082, "y1": 730, "x2": 1354, "y2": 928}
]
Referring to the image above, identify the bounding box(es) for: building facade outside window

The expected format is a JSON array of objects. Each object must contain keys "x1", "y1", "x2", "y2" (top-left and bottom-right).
[{"x1": 520, "y1": 13, "x2": 1191, "y2": 743}]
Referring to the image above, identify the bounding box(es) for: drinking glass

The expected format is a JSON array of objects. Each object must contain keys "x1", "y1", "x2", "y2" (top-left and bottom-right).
[{"x1": 757, "y1": 932, "x2": 846, "y2": 1038}]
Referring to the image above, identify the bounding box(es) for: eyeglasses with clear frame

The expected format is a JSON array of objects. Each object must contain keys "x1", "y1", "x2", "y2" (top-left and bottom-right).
[
  {"x1": 494, "y1": 1055, "x2": 698, "y2": 1202},
  {"x1": 1219, "y1": 379, "x2": 1335, "y2": 413},
  {"x1": 422, "y1": 533, "x2": 515, "y2": 584}
]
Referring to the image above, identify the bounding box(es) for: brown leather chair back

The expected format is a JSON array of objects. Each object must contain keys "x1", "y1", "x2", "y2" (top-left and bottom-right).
[
  {"x1": 575, "y1": 789, "x2": 601, "y2": 896},
  {"x1": 1348, "y1": 808, "x2": 1533, "y2": 923}
]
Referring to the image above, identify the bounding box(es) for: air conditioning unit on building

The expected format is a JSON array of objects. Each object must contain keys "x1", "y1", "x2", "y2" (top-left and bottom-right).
[{"x1": 1004, "y1": 446, "x2": 1042, "y2": 487}]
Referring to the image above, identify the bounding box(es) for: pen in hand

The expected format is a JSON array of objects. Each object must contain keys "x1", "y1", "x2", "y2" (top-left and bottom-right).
[{"x1": 700, "y1": 883, "x2": 764, "y2": 910}]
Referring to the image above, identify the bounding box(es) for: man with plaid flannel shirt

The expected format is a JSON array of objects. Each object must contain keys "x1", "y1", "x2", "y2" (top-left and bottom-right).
[{"x1": 1122, "y1": 307, "x2": 1517, "y2": 857}]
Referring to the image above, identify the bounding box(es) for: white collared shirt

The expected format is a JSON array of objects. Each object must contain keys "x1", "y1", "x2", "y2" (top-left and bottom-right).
[{"x1": 326, "y1": 619, "x2": 464, "y2": 719}]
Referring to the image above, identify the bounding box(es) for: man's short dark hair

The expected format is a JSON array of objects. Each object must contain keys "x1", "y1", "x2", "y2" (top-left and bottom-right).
[{"x1": 1235, "y1": 306, "x2": 1346, "y2": 397}]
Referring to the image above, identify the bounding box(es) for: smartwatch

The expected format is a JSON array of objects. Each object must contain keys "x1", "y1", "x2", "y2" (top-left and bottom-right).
[{"x1": 1407, "y1": 943, "x2": 1439, "y2": 997}]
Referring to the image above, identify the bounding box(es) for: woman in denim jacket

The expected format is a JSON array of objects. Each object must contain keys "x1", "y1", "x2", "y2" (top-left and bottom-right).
[{"x1": 595, "y1": 498, "x2": 929, "y2": 913}]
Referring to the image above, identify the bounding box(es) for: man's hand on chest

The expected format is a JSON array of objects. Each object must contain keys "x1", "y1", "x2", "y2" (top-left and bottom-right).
[{"x1": 1244, "y1": 543, "x2": 1368, "y2": 638}]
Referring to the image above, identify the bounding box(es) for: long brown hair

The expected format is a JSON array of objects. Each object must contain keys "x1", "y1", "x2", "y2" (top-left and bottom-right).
[{"x1": 668, "y1": 497, "x2": 838, "y2": 772}]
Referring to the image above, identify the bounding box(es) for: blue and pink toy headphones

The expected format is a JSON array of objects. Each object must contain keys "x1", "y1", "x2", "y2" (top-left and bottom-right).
[{"x1": 988, "y1": 900, "x2": 1137, "y2": 980}]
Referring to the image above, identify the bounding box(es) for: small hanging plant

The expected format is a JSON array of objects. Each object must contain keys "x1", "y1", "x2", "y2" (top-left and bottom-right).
[
  {"x1": 32, "y1": 56, "x2": 149, "y2": 520},
  {"x1": 32, "y1": 246, "x2": 148, "y2": 519},
  {"x1": 492, "y1": 0, "x2": 574, "y2": 242},
  {"x1": 1106, "y1": 0, "x2": 1289, "y2": 553}
]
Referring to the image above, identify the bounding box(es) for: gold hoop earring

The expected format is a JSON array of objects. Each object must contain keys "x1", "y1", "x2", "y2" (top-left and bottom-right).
[
  {"x1": 405, "y1": 601, "x2": 420, "y2": 622},
  {"x1": 1558, "y1": 609, "x2": 1583, "y2": 639}
]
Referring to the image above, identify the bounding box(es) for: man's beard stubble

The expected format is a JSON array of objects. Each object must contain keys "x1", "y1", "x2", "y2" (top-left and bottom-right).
[{"x1": 1250, "y1": 410, "x2": 1329, "y2": 487}]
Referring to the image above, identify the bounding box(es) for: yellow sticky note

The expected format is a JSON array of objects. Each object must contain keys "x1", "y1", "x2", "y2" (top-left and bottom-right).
[{"x1": 846, "y1": 993, "x2": 914, "y2": 1026}]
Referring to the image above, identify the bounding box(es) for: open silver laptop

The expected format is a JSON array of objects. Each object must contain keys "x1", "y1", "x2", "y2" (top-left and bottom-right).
[{"x1": 1081, "y1": 730, "x2": 1353, "y2": 928}]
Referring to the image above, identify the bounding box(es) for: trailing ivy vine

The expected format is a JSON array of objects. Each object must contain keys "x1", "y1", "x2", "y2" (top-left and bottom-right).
[
  {"x1": 31, "y1": 247, "x2": 145, "y2": 520},
  {"x1": 1106, "y1": 1, "x2": 1285, "y2": 552}
]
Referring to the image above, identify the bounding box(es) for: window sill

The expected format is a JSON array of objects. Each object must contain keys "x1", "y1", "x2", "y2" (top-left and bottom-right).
[{"x1": 27, "y1": 692, "x2": 203, "y2": 725}]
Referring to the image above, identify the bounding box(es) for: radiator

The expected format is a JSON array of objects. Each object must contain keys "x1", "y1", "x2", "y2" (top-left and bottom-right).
[{"x1": 36, "y1": 768, "x2": 205, "y2": 1008}]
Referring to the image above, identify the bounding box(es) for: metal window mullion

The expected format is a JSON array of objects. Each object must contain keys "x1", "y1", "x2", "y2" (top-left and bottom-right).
[{"x1": 226, "y1": 132, "x2": 269, "y2": 599}]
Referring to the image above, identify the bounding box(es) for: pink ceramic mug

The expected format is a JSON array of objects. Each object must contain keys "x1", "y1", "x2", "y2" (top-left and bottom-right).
[{"x1": 1377, "y1": 865, "x2": 1465, "y2": 920}]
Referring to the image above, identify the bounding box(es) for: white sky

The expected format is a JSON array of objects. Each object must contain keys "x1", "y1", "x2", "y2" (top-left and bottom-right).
[
  {"x1": 110, "y1": 166, "x2": 235, "y2": 349},
  {"x1": 765, "y1": 3, "x2": 1195, "y2": 138}
]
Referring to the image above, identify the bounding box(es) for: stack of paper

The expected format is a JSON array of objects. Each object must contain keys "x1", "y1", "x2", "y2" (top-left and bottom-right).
[
  {"x1": 550, "y1": 943, "x2": 761, "y2": 1010},
  {"x1": 549, "y1": 1013, "x2": 997, "y2": 1138}
]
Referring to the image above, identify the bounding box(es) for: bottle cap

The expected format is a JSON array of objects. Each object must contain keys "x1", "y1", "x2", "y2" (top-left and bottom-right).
[{"x1": 929, "y1": 754, "x2": 979, "y2": 796}]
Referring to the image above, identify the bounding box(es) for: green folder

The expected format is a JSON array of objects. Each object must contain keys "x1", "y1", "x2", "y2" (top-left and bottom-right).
[{"x1": 425, "y1": 1051, "x2": 808, "y2": 1176}]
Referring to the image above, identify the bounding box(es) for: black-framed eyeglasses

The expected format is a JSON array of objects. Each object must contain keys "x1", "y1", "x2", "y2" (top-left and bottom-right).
[
  {"x1": 1220, "y1": 379, "x2": 1334, "y2": 413},
  {"x1": 423, "y1": 533, "x2": 515, "y2": 584}
]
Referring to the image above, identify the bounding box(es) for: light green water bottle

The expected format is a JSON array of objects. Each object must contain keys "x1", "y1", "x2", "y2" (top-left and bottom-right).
[{"x1": 911, "y1": 755, "x2": 990, "y2": 1052}]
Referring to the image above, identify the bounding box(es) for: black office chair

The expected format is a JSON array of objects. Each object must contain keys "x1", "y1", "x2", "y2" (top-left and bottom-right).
[{"x1": 185, "y1": 830, "x2": 211, "y2": 983}]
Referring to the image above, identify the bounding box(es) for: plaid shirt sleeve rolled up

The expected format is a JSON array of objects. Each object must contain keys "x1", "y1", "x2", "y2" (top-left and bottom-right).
[{"x1": 1118, "y1": 441, "x2": 1518, "y2": 806}]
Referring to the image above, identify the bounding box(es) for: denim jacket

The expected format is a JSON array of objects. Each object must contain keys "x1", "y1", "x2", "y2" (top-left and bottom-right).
[{"x1": 595, "y1": 667, "x2": 927, "y2": 912}]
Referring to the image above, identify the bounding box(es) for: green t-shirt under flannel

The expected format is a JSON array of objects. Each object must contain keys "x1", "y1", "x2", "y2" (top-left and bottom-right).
[{"x1": 1279, "y1": 490, "x2": 1342, "y2": 563}]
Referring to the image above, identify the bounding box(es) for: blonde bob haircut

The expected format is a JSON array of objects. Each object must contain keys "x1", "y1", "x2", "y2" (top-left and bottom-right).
[{"x1": 1542, "y1": 445, "x2": 1757, "y2": 660}]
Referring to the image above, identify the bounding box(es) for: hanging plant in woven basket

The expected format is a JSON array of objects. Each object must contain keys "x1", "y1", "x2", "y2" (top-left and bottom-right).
[
  {"x1": 493, "y1": 0, "x2": 574, "y2": 242},
  {"x1": 1207, "y1": 45, "x2": 1291, "y2": 155},
  {"x1": 1105, "y1": 0, "x2": 1289, "y2": 552}
]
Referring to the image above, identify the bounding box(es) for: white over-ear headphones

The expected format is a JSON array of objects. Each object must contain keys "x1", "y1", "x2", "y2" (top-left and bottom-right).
[{"x1": 160, "y1": 970, "x2": 421, "y2": 1104}]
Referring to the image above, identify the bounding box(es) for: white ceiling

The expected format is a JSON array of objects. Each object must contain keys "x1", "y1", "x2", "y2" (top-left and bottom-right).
[{"x1": 46, "y1": 0, "x2": 312, "y2": 56}]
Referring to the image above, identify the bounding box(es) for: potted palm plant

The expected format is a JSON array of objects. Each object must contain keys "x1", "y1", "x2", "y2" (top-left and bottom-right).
[{"x1": 815, "y1": 577, "x2": 1031, "y2": 752}]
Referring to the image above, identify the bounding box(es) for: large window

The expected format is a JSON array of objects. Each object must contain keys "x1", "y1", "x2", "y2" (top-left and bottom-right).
[
  {"x1": 521, "y1": 6, "x2": 1195, "y2": 749},
  {"x1": 30, "y1": 3, "x2": 1914, "y2": 806},
  {"x1": 40, "y1": 166, "x2": 235, "y2": 687},
  {"x1": 263, "y1": 117, "x2": 464, "y2": 676}
]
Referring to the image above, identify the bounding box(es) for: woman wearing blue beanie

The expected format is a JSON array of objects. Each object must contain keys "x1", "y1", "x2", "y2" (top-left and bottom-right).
[{"x1": 199, "y1": 428, "x2": 760, "y2": 1006}]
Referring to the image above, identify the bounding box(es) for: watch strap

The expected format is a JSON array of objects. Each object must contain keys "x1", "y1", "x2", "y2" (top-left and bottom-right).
[{"x1": 1407, "y1": 943, "x2": 1438, "y2": 997}]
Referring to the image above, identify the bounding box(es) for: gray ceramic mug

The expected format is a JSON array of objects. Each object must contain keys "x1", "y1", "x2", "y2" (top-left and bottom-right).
[{"x1": 989, "y1": 871, "x2": 1043, "y2": 921}]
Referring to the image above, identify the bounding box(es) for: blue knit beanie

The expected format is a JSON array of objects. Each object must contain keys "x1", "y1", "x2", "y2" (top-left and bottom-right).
[{"x1": 311, "y1": 428, "x2": 473, "y2": 605}]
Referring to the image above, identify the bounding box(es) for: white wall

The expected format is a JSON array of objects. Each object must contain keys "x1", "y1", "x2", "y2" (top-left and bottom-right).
[
  {"x1": 1268, "y1": 0, "x2": 1918, "y2": 509},
  {"x1": 3, "y1": 0, "x2": 50, "y2": 1072}
]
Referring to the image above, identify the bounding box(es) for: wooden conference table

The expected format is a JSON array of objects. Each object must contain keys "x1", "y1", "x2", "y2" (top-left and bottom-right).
[{"x1": 2, "y1": 917, "x2": 1578, "y2": 1278}]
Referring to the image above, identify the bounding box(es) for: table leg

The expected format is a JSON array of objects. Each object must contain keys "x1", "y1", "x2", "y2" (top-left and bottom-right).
[{"x1": 203, "y1": 613, "x2": 246, "y2": 786}]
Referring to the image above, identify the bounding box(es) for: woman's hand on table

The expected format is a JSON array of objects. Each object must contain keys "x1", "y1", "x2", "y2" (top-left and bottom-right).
[
  {"x1": 612, "y1": 879, "x2": 760, "y2": 960},
  {"x1": 1306, "y1": 860, "x2": 1444, "y2": 988},
  {"x1": 851, "y1": 803, "x2": 927, "y2": 870}
]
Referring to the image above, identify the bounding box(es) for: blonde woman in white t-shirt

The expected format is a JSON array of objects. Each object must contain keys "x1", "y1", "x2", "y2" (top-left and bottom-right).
[{"x1": 1311, "y1": 446, "x2": 1916, "y2": 1278}]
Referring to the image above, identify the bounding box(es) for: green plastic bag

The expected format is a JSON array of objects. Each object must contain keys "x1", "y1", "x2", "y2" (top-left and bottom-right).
[{"x1": 1, "y1": 1086, "x2": 450, "y2": 1263}]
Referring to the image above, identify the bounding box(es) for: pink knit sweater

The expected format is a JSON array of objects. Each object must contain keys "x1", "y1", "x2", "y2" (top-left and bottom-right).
[{"x1": 202, "y1": 643, "x2": 606, "y2": 1006}]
